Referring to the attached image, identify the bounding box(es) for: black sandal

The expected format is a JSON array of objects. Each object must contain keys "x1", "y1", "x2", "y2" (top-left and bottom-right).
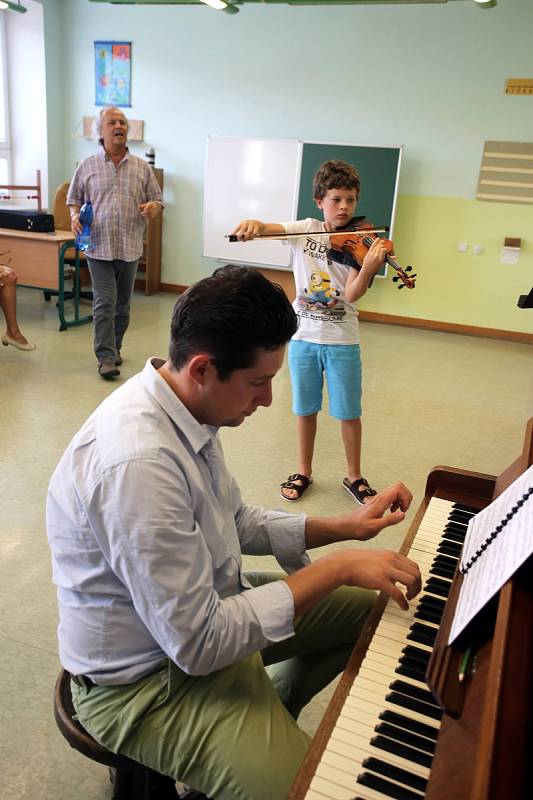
[
  {"x1": 343, "y1": 477, "x2": 377, "y2": 505},
  {"x1": 280, "y1": 473, "x2": 313, "y2": 502}
]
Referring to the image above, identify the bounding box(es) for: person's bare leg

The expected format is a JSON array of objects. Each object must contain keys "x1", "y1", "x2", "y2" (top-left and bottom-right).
[
  {"x1": 281, "y1": 413, "x2": 317, "y2": 500},
  {"x1": 0, "y1": 283, "x2": 30, "y2": 345},
  {"x1": 342, "y1": 417, "x2": 363, "y2": 483}
]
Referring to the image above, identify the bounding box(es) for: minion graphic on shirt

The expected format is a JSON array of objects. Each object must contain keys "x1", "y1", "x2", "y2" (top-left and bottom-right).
[{"x1": 301, "y1": 270, "x2": 339, "y2": 308}]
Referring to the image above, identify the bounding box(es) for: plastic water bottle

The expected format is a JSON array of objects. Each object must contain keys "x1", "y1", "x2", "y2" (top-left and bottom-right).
[{"x1": 76, "y1": 201, "x2": 93, "y2": 252}]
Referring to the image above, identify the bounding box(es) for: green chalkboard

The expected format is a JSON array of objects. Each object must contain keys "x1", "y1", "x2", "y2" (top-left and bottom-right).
[{"x1": 297, "y1": 142, "x2": 402, "y2": 276}]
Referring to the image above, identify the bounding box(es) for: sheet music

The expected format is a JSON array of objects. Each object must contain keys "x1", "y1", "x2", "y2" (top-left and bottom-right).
[{"x1": 449, "y1": 463, "x2": 533, "y2": 644}]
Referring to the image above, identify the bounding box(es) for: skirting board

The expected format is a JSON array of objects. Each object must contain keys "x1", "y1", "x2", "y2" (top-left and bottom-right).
[{"x1": 158, "y1": 283, "x2": 533, "y2": 346}]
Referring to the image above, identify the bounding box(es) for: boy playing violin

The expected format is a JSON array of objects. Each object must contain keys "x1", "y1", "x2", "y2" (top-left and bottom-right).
[{"x1": 232, "y1": 159, "x2": 387, "y2": 504}]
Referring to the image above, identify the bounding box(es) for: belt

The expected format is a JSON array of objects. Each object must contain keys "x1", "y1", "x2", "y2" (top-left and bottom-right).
[{"x1": 71, "y1": 674, "x2": 97, "y2": 688}]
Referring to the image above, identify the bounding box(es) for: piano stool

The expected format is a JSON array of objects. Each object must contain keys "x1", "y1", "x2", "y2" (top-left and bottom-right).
[{"x1": 53, "y1": 668, "x2": 181, "y2": 800}]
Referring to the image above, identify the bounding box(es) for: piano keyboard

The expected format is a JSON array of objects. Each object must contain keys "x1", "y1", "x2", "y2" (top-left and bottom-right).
[{"x1": 304, "y1": 497, "x2": 478, "y2": 800}]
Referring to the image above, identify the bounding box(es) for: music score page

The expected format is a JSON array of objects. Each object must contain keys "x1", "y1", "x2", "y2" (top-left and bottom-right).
[{"x1": 449, "y1": 462, "x2": 533, "y2": 644}]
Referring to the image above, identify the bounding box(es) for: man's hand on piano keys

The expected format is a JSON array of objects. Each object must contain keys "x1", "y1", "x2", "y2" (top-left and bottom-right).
[
  {"x1": 339, "y1": 549, "x2": 422, "y2": 610},
  {"x1": 288, "y1": 483, "x2": 420, "y2": 616}
]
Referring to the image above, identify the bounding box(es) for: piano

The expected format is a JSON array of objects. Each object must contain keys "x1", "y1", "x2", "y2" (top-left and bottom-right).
[{"x1": 289, "y1": 418, "x2": 533, "y2": 800}]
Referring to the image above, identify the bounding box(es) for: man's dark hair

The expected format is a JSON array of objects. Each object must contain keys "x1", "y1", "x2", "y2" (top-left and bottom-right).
[{"x1": 169, "y1": 265, "x2": 298, "y2": 380}]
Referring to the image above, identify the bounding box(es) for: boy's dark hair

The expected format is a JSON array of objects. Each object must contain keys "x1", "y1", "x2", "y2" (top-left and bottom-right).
[
  {"x1": 169, "y1": 264, "x2": 298, "y2": 380},
  {"x1": 313, "y1": 160, "x2": 360, "y2": 201}
]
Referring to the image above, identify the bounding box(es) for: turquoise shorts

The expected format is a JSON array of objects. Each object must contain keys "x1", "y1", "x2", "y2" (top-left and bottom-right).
[{"x1": 288, "y1": 340, "x2": 362, "y2": 420}]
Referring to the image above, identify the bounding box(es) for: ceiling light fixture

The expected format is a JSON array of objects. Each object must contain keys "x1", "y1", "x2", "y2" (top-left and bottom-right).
[
  {"x1": 0, "y1": 1, "x2": 27, "y2": 12},
  {"x1": 199, "y1": 0, "x2": 239, "y2": 13}
]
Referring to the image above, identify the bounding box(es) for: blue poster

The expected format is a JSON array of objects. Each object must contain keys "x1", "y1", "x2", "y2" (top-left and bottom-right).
[{"x1": 95, "y1": 41, "x2": 131, "y2": 107}]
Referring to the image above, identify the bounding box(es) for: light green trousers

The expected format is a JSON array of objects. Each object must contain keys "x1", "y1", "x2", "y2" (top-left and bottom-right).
[{"x1": 71, "y1": 572, "x2": 375, "y2": 800}]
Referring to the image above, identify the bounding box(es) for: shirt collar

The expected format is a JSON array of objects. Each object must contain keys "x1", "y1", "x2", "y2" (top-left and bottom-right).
[
  {"x1": 139, "y1": 358, "x2": 216, "y2": 455},
  {"x1": 100, "y1": 146, "x2": 130, "y2": 164}
]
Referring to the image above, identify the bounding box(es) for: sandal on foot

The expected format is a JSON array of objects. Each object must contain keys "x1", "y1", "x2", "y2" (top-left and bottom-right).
[
  {"x1": 343, "y1": 477, "x2": 377, "y2": 505},
  {"x1": 280, "y1": 473, "x2": 313, "y2": 502}
]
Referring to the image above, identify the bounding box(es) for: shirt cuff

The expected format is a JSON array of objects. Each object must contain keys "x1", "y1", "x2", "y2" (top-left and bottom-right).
[
  {"x1": 243, "y1": 579, "x2": 295, "y2": 642},
  {"x1": 267, "y1": 510, "x2": 310, "y2": 573}
]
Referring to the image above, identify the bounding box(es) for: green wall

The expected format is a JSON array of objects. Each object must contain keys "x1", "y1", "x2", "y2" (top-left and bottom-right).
[{"x1": 42, "y1": 0, "x2": 533, "y2": 335}]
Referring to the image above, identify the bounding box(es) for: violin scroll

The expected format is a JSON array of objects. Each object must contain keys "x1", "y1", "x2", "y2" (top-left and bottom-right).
[{"x1": 392, "y1": 265, "x2": 417, "y2": 290}]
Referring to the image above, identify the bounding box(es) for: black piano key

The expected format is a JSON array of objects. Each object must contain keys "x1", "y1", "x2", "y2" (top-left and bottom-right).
[
  {"x1": 386, "y1": 691, "x2": 442, "y2": 721},
  {"x1": 362, "y1": 756, "x2": 428, "y2": 792},
  {"x1": 389, "y1": 679, "x2": 438, "y2": 707},
  {"x1": 447, "y1": 516, "x2": 470, "y2": 528},
  {"x1": 430, "y1": 560, "x2": 456, "y2": 580},
  {"x1": 438, "y1": 540, "x2": 462, "y2": 558},
  {"x1": 357, "y1": 770, "x2": 425, "y2": 800},
  {"x1": 407, "y1": 627, "x2": 436, "y2": 647},
  {"x1": 414, "y1": 607, "x2": 442, "y2": 625},
  {"x1": 399, "y1": 654, "x2": 429, "y2": 673},
  {"x1": 429, "y1": 566, "x2": 455, "y2": 582},
  {"x1": 434, "y1": 553, "x2": 458, "y2": 568},
  {"x1": 395, "y1": 663, "x2": 426, "y2": 682},
  {"x1": 441, "y1": 529, "x2": 466, "y2": 544},
  {"x1": 410, "y1": 621, "x2": 438, "y2": 640},
  {"x1": 379, "y1": 709, "x2": 439, "y2": 740},
  {"x1": 402, "y1": 644, "x2": 431, "y2": 664},
  {"x1": 418, "y1": 596, "x2": 445, "y2": 613},
  {"x1": 424, "y1": 578, "x2": 450, "y2": 598},
  {"x1": 450, "y1": 507, "x2": 478, "y2": 519},
  {"x1": 370, "y1": 735, "x2": 433, "y2": 769},
  {"x1": 453, "y1": 502, "x2": 479, "y2": 515},
  {"x1": 375, "y1": 721, "x2": 436, "y2": 755},
  {"x1": 418, "y1": 594, "x2": 444, "y2": 614}
]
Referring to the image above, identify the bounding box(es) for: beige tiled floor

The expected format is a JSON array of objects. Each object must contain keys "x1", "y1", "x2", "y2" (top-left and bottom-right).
[{"x1": 1, "y1": 286, "x2": 532, "y2": 799}]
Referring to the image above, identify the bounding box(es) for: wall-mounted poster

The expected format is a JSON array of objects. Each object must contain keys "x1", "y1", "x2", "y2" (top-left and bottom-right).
[{"x1": 95, "y1": 41, "x2": 132, "y2": 107}]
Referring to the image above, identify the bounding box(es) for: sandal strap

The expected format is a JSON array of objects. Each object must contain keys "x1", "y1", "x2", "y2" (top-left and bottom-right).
[
  {"x1": 358, "y1": 477, "x2": 377, "y2": 496},
  {"x1": 280, "y1": 473, "x2": 312, "y2": 490}
]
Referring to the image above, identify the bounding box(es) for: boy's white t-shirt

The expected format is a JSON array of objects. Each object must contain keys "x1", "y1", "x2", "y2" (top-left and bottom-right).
[{"x1": 282, "y1": 218, "x2": 360, "y2": 345}]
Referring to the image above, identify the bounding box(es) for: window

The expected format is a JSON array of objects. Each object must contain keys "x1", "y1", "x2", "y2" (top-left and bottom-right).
[{"x1": 0, "y1": 14, "x2": 10, "y2": 188}]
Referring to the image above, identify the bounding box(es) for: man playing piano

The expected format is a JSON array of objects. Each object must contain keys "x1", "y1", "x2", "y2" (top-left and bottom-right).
[{"x1": 47, "y1": 265, "x2": 421, "y2": 800}]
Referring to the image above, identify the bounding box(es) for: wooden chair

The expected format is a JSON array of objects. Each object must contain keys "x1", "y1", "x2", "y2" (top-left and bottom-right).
[
  {"x1": 53, "y1": 669, "x2": 179, "y2": 800},
  {"x1": 46, "y1": 182, "x2": 92, "y2": 304}
]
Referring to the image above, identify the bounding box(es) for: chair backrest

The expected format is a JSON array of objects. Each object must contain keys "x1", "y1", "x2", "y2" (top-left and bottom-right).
[{"x1": 52, "y1": 182, "x2": 71, "y2": 232}]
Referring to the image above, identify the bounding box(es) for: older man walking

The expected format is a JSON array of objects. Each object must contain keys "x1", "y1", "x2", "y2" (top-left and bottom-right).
[{"x1": 68, "y1": 106, "x2": 163, "y2": 379}]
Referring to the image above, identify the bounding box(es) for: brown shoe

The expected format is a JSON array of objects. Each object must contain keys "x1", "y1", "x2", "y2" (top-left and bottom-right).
[
  {"x1": 115, "y1": 351, "x2": 122, "y2": 366},
  {"x1": 98, "y1": 357, "x2": 120, "y2": 380}
]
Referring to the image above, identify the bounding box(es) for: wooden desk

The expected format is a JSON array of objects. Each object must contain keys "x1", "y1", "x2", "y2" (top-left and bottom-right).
[{"x1": 0, "y1": 227, "x2": 92, "y2": 331}]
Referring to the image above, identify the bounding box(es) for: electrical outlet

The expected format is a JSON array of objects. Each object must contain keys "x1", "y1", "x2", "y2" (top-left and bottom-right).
[
  {"x1": 473, "y1": 244, "x2": 484, "y2": 255},
  {"x1": 458, "y1": 242, "x2": 468, "y2": 253}
]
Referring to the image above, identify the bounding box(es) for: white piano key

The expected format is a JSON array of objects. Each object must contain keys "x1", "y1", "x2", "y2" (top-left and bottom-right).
[{"x1": 309, "y1": 774, "x2": 355, "y2": 800}]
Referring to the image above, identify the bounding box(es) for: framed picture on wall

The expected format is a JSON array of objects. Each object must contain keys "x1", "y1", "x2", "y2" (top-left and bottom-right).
[{"x1": 94, "y1": 41, "x2": 132, "y2": 107}]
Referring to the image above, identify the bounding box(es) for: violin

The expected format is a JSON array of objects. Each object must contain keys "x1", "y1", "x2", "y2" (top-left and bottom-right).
[{"x1": 328, "y1": 218, "x2": 416, "y2": 290}]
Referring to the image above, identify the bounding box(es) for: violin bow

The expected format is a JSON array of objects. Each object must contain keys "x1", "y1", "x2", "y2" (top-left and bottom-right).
[{"x1": 227, "y1": 228, "x2": 387, "y2": 242}]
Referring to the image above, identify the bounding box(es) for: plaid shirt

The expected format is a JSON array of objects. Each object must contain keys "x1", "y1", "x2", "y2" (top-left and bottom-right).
[{"x1": 67, "y1": 148, "x2": 163, "y2": 262}]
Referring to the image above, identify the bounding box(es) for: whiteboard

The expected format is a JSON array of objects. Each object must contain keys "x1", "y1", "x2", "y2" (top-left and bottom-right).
[{"x1": 202, "y1": 136, "x2": 301, "y2": 268}]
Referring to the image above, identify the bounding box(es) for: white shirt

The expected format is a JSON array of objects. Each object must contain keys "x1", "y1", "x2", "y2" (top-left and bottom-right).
[
  {"x1": 282, "y1": 218, "x2": 360, "y2": 345},
  {"x1": 47, "y1": 359, "x2": 309, "y2": 684}
]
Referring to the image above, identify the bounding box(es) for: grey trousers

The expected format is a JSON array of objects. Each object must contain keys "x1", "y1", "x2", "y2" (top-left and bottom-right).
[
  {"x1": 86, "y1": 257, "x2": 138, "y2": 362},
  {"x1": 71, "y1": 572, "x2": 376, "y2": 800}
]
